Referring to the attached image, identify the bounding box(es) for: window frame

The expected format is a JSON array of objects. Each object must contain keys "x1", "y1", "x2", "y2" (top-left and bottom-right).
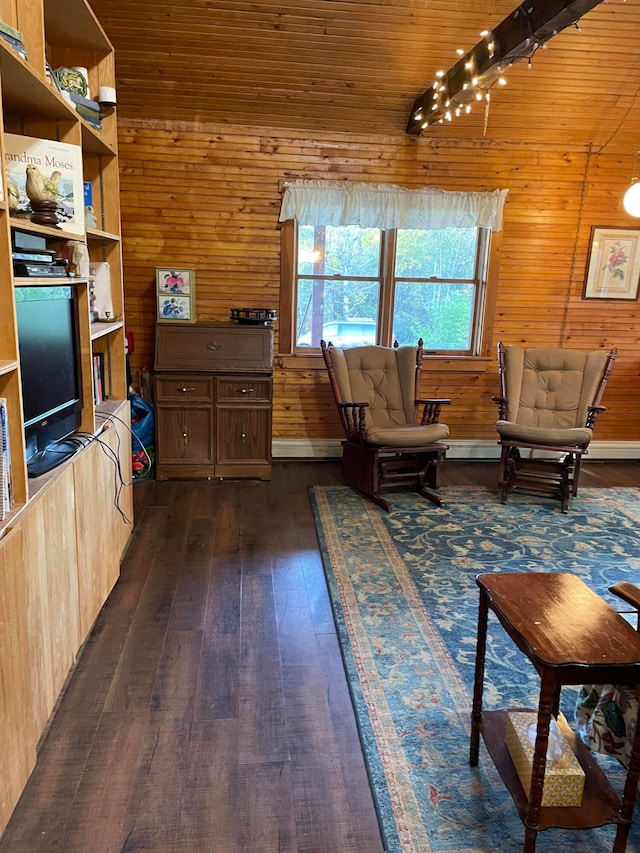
[{"x1": 279, "y1": 219, "x2": 501, "y2": 359}]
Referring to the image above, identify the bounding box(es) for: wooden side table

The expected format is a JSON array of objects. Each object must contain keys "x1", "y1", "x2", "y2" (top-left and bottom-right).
[{"x1": 470, "y1": 572, "x2": 640, "y2": 852}]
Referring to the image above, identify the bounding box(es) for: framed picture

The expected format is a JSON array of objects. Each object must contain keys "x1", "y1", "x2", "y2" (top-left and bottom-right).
[
  {"x1": 156, "y1": 268, "x2": 196, "y2": 321},
  {"x1": 583, "y1": 226, "x2": 640, "y2": 301}
]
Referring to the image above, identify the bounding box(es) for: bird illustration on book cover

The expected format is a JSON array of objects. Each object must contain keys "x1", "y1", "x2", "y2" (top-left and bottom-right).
[{"x1": 3, "y1": 133, "x2": 85, "y2": 235}]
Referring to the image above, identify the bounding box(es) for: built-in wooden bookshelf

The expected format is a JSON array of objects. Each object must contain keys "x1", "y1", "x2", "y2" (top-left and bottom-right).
[{"x1": 0, "y1": 0, "x2": 131, "y2": 836}]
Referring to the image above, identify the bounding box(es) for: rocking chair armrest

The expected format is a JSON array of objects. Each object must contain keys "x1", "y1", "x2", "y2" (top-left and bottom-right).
[
  {"x1": 586, "y1": 403, "x2": 607, "y2": 429},
  {"x1": 492, "y1": 394, "x2": 507, "y2": 420},
  {"x1": 337, "y1": 401, "x2": 370, "y2": 411},
  {"x1": 336, "y1": 401, "x2": 369, "y2": 441},
  {"x1": 609, "y1": 581, "x2": 640, "y2": 617},
  {"x1": 417, "y1": 398, "x2": 451, "y2": 426}
]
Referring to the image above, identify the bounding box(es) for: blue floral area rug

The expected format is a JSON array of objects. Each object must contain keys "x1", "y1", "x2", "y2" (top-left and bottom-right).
[{"x1": 309, "y1": 485, "x2": 640, "y2": 853}]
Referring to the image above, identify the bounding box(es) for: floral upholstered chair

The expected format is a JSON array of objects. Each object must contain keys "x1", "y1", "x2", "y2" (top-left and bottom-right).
[
  {"x1": 575, "y1": 582, "x2": 640, "y2": 767},
  {"x1": 575, "y1": 684, "x2": 638, "y2": 768}
]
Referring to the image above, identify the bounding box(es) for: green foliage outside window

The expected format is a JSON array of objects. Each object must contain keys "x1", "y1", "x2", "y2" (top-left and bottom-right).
[{"x1": 295, "y1": 223, "x2": 486, "y2": 352}]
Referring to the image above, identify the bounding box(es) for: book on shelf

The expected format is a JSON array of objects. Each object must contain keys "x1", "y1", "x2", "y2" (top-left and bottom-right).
[
  {"x1": 93, "y1": 352, "x2": 105, "y2": 404},
  {"x1": 70, "y1": 93, "x2": 100, "y2": 112},
  {"x1": 0, "y1": 398, "x2": 12, "y2": 519},
  {"x1": 5, "y1": 133, "x2": 85, "y2": 235},
  {"x1": 0, "y1": 19, "x2": 24, "y2": 42},
  {"x1": 0, "y1": 20, "x2": 27, "y2": 60},
  {"x1": 70, "y1": 93, "x2": 102, "y2": 129}
]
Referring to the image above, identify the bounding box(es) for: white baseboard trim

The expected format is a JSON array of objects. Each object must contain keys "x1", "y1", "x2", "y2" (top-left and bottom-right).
[{"x1": 272, "y1": 438, "x2": 640, "y2": 461}]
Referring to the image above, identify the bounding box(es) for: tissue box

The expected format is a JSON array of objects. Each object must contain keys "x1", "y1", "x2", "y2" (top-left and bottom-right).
[{"x1": 505, "y1": 712, "x2": 585, "y2": 807}]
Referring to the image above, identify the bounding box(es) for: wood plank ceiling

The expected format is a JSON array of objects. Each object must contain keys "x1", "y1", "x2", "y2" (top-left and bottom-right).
[{"x1": 87, "y1": 0, "x2": 640, "y2": 147}]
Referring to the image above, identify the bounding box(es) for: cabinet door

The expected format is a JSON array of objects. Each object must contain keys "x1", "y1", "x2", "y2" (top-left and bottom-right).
[
  {"x1": 0, "y1": 524, "x2": 34, "y2": 832},
  {"x1": 215, "y1": 406, "x2": 272, "y2": 478},
  {"x1": 73, "y1": 412, "x2": 132, "y2": 639},
  {"x1": 156, "y1": 406, "x2": 214, "y2": 478}
]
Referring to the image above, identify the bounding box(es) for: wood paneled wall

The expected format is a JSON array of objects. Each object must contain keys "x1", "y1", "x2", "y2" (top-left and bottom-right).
[{"x1": 119, "y1": 119, "x2": 640, "y2": 445}]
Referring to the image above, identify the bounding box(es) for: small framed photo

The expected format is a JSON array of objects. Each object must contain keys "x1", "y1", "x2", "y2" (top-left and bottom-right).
[
  {"x1": 156, "y1": 268, "x2": 196, "y2": 321},
  {"x1": 583, "y1": 226, "x2": 640, "y2": 301}
]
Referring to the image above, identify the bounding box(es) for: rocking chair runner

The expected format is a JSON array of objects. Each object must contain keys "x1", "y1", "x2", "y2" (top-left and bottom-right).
[
  {"x1": 321, "y1": 338, "x2": 450, "y2": 511},
  {"x1": 493, "y1": 342, "x2": 617, "y2": 512}
]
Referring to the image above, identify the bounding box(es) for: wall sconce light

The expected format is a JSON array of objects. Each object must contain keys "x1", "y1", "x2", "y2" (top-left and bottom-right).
[{"x1": 623, "y1": 152, "x2": 640, "y2": 217}]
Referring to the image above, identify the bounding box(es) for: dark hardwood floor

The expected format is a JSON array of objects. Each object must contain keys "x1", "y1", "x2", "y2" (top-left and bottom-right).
[{"x1": 1, "y1": 459, "x2": 639, "y2": 852}]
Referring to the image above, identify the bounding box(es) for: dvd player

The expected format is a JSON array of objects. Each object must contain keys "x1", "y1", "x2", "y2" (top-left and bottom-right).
[{"x1": 13, "y1": 262, "x2": 68, "y2": 277}]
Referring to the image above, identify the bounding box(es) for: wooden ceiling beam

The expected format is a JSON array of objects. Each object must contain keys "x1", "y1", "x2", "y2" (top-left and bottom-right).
[{"x1": 406, "y1": 0, "x2": 606, "y2": 134}]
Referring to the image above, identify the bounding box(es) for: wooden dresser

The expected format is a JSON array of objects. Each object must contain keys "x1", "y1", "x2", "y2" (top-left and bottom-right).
[{"x1": 154, "y1": 322, "x2": 273, "y2": 480}]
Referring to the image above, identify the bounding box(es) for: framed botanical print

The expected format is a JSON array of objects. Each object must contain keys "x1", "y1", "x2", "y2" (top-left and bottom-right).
[
  {"x1": 583, "y1": 227, "x2": 640, "y2": 301},
  {"x1": 156, "y1": 268, "x2": 196, "y2": 321}
]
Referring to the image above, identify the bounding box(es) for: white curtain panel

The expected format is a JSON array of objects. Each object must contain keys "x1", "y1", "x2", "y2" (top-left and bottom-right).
[{"x1": 279, "y1": 180, "x2": 508, "y2": 232}]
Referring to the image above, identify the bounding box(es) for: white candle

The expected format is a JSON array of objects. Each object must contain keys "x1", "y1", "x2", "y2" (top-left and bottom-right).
[{"x1": 98, "y1": 86, "x2": 117, "y2": 107}]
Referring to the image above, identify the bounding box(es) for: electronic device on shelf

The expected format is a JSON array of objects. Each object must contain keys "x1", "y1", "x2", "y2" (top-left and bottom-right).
[
  {"x1": 12, "y1": 249, "x2": 57, "y2": 263},
  {"x1": 12, "y1": 229, "x2": 47, "y2": 252},
  {"x1": 15, "y1": 284, "x2": 83, "y2": 470},
  {"x1": 229, "y1": 307, "x2": 277, "y2": 325},
  {"x1": 11, "y1": 230, "x2": 69, "y2": 277},
  {"x1": 13, "y1": 261, "x2": 69, "y2": 277}
]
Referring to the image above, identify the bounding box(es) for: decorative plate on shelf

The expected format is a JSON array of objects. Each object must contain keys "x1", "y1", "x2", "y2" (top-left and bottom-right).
[
  {"x1": 54, "y1": 67, "x2": 87, "y2": 96},
  {"x1": 230, "y1": 307, "x2": 277, "y2": 325}
]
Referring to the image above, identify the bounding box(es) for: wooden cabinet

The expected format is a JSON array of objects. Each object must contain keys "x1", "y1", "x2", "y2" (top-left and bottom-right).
[
  {"x1": 154, "y1": 323, "x2": 273, "y2": 480},
  {"x1": 0, "y1": 1, "x2": 131, "y2": 837}
]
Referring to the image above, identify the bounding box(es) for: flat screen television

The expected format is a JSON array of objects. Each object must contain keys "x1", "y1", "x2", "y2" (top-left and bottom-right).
[{"x1": 15, "y1": 284, "x2": 83, "y2": 476}]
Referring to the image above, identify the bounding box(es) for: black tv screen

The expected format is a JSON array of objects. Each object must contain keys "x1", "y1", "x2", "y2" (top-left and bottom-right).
[{"x1": 15, "y1": 285, "x2": 82, "y2": 463}]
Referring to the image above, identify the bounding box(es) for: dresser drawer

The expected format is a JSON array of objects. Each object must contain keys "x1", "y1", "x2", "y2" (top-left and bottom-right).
[
  {"x1": 155, "y1": 376, "x2": 213, "y2": 402},
  {"x1": 216, "y1": 377, "x2": 272, "y2": 403},
  {"x1": 155, "y1": 323, "x2": 273, "y2": 372}
]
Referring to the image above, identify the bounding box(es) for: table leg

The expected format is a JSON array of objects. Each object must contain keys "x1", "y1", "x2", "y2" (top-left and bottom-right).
[
  {"x1": 470, "y1": 588, "x2": 489, "y2": 767},
  {"x1": 613, "y1": 695, "x2": 640, "y2": 852},
  {"x1": 522, "y1": 671, "x2": 558, "y2": 853}
]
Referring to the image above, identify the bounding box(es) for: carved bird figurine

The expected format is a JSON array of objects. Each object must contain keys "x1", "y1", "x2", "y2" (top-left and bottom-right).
[
  {"x1": 25, "y1": 165, "x2": 62, "y2": 201},
  {"x1": 6, "y1": 174, "x2": 20, "y2": 211}
]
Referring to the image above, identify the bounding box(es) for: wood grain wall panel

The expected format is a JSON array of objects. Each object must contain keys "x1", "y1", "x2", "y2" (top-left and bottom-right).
[
  {"x1": 117, "y1": 119, "x2": 640, "y2": 445},
  {"x1": 90, "y1": 0, "x2": 640, "y2": 146}
]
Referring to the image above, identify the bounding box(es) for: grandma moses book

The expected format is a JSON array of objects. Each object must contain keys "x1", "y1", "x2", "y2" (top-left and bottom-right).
[{"x1": 4, "y1": 133, "x2": 85, "y2": 235}]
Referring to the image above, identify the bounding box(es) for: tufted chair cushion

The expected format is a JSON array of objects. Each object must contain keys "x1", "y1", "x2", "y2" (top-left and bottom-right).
[
  {"x1": 496, "y1": 346, "x2": 611, "y2": 447},
  {"x1": 328, "y1": 344, "x2": 449, "y2": 447}
]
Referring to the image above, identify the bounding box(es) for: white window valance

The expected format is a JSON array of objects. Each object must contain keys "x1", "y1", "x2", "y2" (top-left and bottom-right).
[{"x1": 279, "y1": 180, "x2": 508, "y2": 232}]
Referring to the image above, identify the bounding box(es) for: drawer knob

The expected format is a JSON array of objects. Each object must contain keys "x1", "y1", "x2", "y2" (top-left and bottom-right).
[
  {"x1": 207, "y1": 341, "x2": 223, "y2": 352},
  {"x1": 179, "y1": 386, "x2": 195, "y2": 393},
  {"x1": 240, "y1": 387, "x2": 255, "y2": 394}
]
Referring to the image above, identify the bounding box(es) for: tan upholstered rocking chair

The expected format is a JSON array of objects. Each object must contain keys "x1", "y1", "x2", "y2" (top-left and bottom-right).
[
  {"x1": 321, "y1": 338, "x2": 450, "y2": 512},
  {"x1": 493, "y1": 342, "x2": 617, "y2": 512}
]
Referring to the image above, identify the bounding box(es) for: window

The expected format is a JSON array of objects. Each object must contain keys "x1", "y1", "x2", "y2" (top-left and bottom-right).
[
  {"x1": 279, "y1": 180, "x2": 507, "y2": 356},
  {"x1": 291, "y1": 222, "x2": 493, "y2": 354}
]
